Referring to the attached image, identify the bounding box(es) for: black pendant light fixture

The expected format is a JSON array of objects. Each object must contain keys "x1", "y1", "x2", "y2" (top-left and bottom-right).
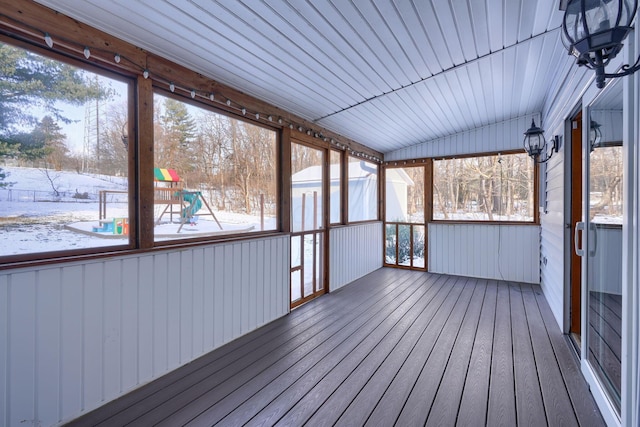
[{"x1": 561, "y1": 0, "x2": 639, "y2": 88}]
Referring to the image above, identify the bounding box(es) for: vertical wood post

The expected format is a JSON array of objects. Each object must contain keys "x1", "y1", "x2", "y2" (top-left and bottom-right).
[
  {"x1": 136, "y1": 75, "x2": 155, "y2": 249},
  {"x1": 281, "y1": 127, "x2": 292, "y2": 233}
]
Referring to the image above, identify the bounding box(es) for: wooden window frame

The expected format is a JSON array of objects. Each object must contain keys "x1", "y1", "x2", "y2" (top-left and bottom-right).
[
  {"x1": 427, "y1": 150, "x2": 540, "y2": 225},
  {"x1": 0, "y1": 35, "x2": 139, "y2": 265},
  {"x1": 149, "y1": 87, "x2": 282, "y2": 248}
]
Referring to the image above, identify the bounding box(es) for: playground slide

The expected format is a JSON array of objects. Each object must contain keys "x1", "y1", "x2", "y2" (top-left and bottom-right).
[{"x1": 181, "y1": 192, "x2": 202, "y2": 224}]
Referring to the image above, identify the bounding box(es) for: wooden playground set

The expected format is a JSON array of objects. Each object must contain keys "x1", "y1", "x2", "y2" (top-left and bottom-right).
[{"x1": 96, "y1": 168, "x2": 222, "y2": 235}]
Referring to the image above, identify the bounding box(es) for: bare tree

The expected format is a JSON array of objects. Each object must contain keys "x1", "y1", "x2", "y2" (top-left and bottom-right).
[
  {"x1": 96, "y1": 103, "x2": 128, "y2": 176},
  {"x1": 589, "y1": 146, "x2": 623, "y2": 221},
  {"x1": 433, "y1": 153, "x2": 533, "y2": 221}
]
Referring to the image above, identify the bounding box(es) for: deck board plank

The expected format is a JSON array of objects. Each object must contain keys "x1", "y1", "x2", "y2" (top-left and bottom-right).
[
  {"x1": 510, "y1": 283, "x2": 547, "y2": 426},
  {"x1": 266, "y1": 274, "x2": 442, "y2": 426},
  {"x1": 425, "y1": 279, "x2": 488, "y2": 426},
  {"x1": 534, "y1": 288, "x2": 606, "y2": 426},
  {"x1": 317, "y1": 274, "x2": 454, "y2": 427},
  {"x1": 396, "y1": 277, "x2": 479, "y2": 425},
  {"x1": 486, "y1": 280, "x2": 517, "y2": 426},
  {"x1": 215, "y1": 272, "x2": 436, "y2": 426},
  {"x1": 456, "y1": 279, "x2": 498, "y2": 425},
  {"x1": 521, "y1": 284, "x2": 578, "y2": 427},
  {"x1": 277, "y1": 273, "x2": 451, "y2": 426},
  {"x1": 66, "y1": 269, "x2": 605, "y2": 427},
  {"x1": 362, "y1": 275, "x2": 468, "y2": 426}
]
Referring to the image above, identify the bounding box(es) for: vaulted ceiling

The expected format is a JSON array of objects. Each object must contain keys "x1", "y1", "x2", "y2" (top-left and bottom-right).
[{"x1": 36, "y1": 0, "x2": 573, "y2": 154}]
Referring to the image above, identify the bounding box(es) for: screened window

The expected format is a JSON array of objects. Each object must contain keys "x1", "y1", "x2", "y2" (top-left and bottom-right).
[
  {"x1": 153, "y1": 94, "x2": 277, "y2": 242},
  {"x1": 433, "y1": 152, "x2": 534, "y2": 222},
  {"x1": 385, "y1": 166, "x2": 425, "y2": 223},
  {"x1": 0, "y1": 41, "x2": 131, "y2": 258},
  {"x1": 290, "y1": 142, "x2": 324, "y2": 232},
  {"x1": 348, "y1": 156, "x2": 378, "y2": 222}
]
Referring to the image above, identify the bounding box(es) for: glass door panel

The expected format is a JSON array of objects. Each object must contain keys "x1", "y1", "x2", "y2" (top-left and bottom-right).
[{"x1": 583, "y1": 79, "x2": 623, "y2": 413}]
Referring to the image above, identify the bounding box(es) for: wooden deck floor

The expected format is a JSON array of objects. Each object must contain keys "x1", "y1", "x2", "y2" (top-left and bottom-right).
[{"x1": 68, "y1": 269, "x2": 604, "y2": 426}]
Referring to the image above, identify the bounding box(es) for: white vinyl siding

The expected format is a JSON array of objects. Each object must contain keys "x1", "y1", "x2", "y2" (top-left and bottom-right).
[
  {"x1": 330, "y1": 222, "x2": 383, "y2": 291},
  {"x1": 429, "y1": 223, "x2": 539, "y2": 284},
  {"x1": 0, "y1": 236, "x2": 289, "y2": 426}
]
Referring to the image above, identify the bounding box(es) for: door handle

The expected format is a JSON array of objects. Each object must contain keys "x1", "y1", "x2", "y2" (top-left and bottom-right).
[
  {"x1": 575, "y1": 222, "x2": 585, "y2": 257},
  {"x1": 589, "y1": 222, "x2": 597, "y2": 257}
]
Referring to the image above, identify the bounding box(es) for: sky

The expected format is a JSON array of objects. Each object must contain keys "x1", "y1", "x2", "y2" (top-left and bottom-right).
[
  {"x1": 53, "y1": 76, "x2": 128, "y2": 155},
  {"x1": 16, "y1": 66, "x2": 129, "y2": 156}
]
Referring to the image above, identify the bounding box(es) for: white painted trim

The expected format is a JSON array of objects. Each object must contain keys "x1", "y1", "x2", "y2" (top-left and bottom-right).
[
  {"x1": 620, "y1": 30, "x2": 638, "y2": 425},
  {"x1": 582, "y1": 361, "x2": 621, "y2": 427},
  {"x1": 580, "y1": 56, "x2": 633, "y2": 425},
  {"x1": 632, "y1": 22, "x2": 640, "y2": 427}
]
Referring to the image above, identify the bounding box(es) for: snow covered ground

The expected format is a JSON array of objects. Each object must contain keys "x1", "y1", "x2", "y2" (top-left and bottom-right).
[{"x1": 0, "y1": 166, "x2": 274, "y2": 257}]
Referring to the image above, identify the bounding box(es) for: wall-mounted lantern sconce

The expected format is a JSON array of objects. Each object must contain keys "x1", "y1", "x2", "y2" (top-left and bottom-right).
[
  {"x1": 560, "y1": 0, "x2": 640, "y2": 89},
  {"x1": 590, "y1": 119, "x2": 602, "y2": 151},
  {"x1": 523, "y1": 119, "x2": 561, "y2": 163}
]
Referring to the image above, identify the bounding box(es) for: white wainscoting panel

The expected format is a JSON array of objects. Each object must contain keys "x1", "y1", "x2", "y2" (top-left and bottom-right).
[
  {"x1": 0, "y1": 235, "x2": 289, "y2": 427},
  {"x1": 384, "y1": 115, "x2": 538, "y2": 161},
  {"x1": 329, "y1": 222, "x2": 383, "y2": 291},
  {"x1": 429, "y1": 223, "x2": 540, "y2": 283}
]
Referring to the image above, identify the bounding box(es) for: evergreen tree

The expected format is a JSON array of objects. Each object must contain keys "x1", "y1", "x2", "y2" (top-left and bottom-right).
[
  {"x1": 0, "y1": 42, "x2": 112, "y2": 134},
  {"x1": 34, "y1": 116, "x2": 68, "y2": 170},
  {"x1": 0, "y1": 41, "x2": 113, "y2": 182},
  {"x1": 157, "y1": 97, "x2": 197, "y2": 174},
  {"x1": 161, "y1": 98, "x2": 197, "y2": 147}
]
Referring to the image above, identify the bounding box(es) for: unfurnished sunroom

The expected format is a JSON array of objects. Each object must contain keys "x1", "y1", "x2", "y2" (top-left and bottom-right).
[{"x1": 1, "y1": 0, "x2": 640, "y2": 426}]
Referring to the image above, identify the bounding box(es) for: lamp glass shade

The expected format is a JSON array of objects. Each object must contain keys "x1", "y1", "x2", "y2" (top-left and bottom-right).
[
  {"x1": 590, "y1": 120, "x2": 603, "y2": 149},
  {"x1": 563, "y1": 0, "x2": 637, "y2": 58},
  {"x1": 523, "y1": 120, "x2": 546, "y2": 157}
]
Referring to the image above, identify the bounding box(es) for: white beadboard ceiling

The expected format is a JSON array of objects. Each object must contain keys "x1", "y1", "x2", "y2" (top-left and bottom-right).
[{"x1": 35, "y1": 0, "x2": 571, "y2": 154}]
